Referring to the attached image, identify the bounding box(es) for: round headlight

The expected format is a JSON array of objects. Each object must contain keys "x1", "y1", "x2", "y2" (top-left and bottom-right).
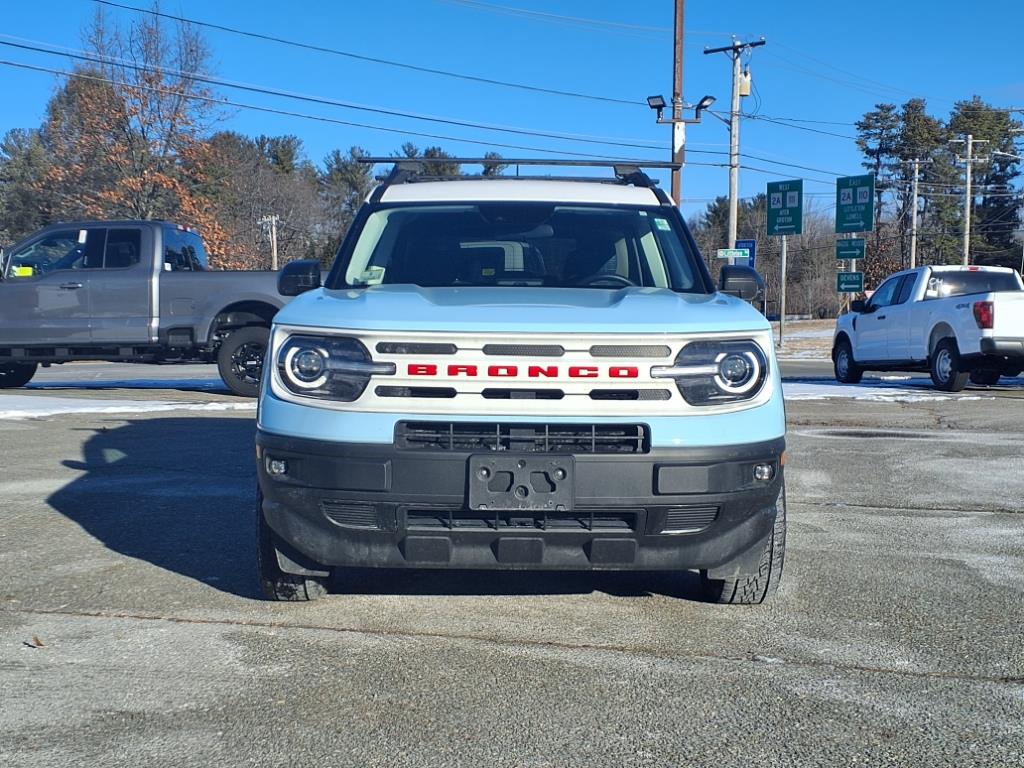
[
  {"x1": 719, "y1": 353, "x2": 753, "y2": 385},
  {"x1": 284, "y1": 346, "x2": 328, "y2": 388},
  {"x1": 714, "y1": 350, "x2": 761, "y2": 394}
]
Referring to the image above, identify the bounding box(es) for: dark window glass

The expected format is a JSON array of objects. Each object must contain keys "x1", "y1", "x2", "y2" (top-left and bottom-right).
[
  {"x1": 7, "y1": 230, "x2": 82, "y2": 275},
  {"x1": 102, "y1": 229, "x2": 141, "y2": 269},
  {"x1": 927, "y1": 271, "x2": 1022, "y2": 298},
  {"x1": 895, "y1": 274, "x2": 916, "y2": 304},
  {"x1": 184, "y1": 232, "x2": 209, "y2": 270},
  {"x1": 867, "y1": 276, "x2": 900, "y2": 309},
  {"x1": 164, "y1": 226, "x2": 192, "y2": 271}
]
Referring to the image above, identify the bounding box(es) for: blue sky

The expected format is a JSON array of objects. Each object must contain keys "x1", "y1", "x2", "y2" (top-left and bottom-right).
[{"x1": 2, "y1": 0, "x2": 1023, "y2": 219}]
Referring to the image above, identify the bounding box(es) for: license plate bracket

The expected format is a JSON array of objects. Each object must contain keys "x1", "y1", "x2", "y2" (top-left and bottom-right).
[{"x1": 468, "y1": 454, "x2": 575, "y2": 512}]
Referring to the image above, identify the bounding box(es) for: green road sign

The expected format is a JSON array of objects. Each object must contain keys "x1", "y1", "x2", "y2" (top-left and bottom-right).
[
  {"x1": 716, "y1": 248, "x2": 750, "y2": 260},
  {"x1": 835, "y1": 238, "x2": 866, "y2": 261},
  {"x1": 837, "y1": 271, "x2": 864, "y2": 293},
  {"x1": 835, "y1": 174, "x2": 874, "y2": 233},
  {"x1": 767, "y1": 179, "x2": 803, "y2": 236}
]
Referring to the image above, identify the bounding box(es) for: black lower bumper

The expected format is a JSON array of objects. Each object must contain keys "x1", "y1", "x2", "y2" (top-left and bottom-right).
[
  {"x1": 256, "y1": 430, "x2": 785, "y2": 574},
  {"x1": 979, "y1": 337, "x2": 1024, "y2": 360}
]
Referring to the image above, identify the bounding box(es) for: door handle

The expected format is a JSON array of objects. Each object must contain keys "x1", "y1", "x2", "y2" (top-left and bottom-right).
[
  {"x1": 876, "y1": 314, "x2": 886, "y2": 320},
  {"x1": 59, "y1": 282, "x2": 83, "y2": 290}
]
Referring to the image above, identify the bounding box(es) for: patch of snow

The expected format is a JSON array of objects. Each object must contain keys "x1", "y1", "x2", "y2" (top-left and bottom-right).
[
  {"x1": 783, "y1": 379, "x2": 986, "y2": 402},
  {"x1": 0, "y1": 394, "x2": 254, "y2": 420}
]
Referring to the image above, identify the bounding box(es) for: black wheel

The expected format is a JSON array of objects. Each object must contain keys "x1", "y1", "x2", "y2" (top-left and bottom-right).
[
  {"x1": 701, "y1": 485, "x2": 787, "y2": 605},
  {"x1": 0, "y1": 362, "x2": 38, "y2": 388},
  {"x1": 257, "y1": 492, "x2": 329, "y2": 602},
  {"x1": 969, "y1": 369, "x2": 1000, "y2": 386},
  {"x1": 929, "y1": 339, "x2": 969, "y2": 392},
  {"x1": 833, "y1": 339, "x2": 863, "y2": 384},
  {"x1": 217, "y1": 326, "x2": 269, "y2": 397}
]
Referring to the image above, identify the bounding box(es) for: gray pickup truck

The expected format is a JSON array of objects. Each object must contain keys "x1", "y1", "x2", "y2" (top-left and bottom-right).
[{"x1": 0, "y1": 220, "x2": 289, "y2": 396}]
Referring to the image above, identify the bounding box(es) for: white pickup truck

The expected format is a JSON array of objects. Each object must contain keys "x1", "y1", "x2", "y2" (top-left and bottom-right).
[{"x1": 832, "y1": 265, "x2": 1024, "y2": 390}]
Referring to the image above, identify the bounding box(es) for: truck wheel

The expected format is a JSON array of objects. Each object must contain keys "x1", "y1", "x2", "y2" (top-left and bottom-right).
[
  {"x1": 217, "y1": 326, "x2": 269, "y2": 397},
  {"x1": 257, "y1": 495, "x2": 329, "y2": 602},
  {"x1": 833, "y1": 340, "x2": 863, "y2": 384},
  {"x1": 929, "y1": 339, "x2": 969, "y2": 392},
  {"x1": 0, "y1": 362, "x2": 38, "y2": 388},
  {"x1": 700, "y1": 486, "x2": 786, "y2": 605},
  {"x1": 969, "y1": 369, "x2": 1000, "y2": 386}
]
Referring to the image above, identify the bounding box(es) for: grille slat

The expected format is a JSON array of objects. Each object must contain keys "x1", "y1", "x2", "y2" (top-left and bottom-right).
[
  {"x1": 396, "y1": 422, "x2": 649, "y2": 454},
  {"x1": 321, "y1": 501, "x2": 379, "y2": 528},
  {"x1": 662, "y1": 506, "x2": 719, "y2": 533},
  {"x1": 406, "y1": 508, "x2": 638, "y2": 532}
]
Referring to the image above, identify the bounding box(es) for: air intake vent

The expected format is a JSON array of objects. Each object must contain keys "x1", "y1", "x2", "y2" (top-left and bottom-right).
[
  {"x1": 662, "y1": 506, "x2": 718, "y2": 533},
  {"x1": 481, "y1": 389, "x2": 564, "y2": 400},
  {"x1": 376, "y1": 342, "x2": 457, "y2": 355},
  {"x1": 589, "y1": 389, "x2": 672, "y2": 401},
  {"x1": 589, "y1": 344, "x2": 671, "y2": 358},
  {"x1": 482, "y1": 344, "x2": 565, "y2": 357},
  {"x1": 406, "y1": 508, "x2": 639, "y2": 532},
  {"x1": 321, "y1": 501, "x2": 379, "y2": 528},
  {"x1": 396, "y1": 422, "x2": 649, "y2": 453},
  {"x1": 376, "y1": 386, "x2": 457, "y2": 398}
]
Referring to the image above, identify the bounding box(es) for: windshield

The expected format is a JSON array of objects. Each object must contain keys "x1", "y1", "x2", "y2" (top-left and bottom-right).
[{"x1": 335, "y1": 203, "x2": 708, "y2": 292}]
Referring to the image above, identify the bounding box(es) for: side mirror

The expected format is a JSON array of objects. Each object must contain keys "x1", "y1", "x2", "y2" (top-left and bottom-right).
[
  {"x1": 850, "y1": 299, "x2": 866, "y2": 313},
  {"x1": 718, "y1": 265, "x2": 764, "y2": 301},
  {"x1": 278, "y1": 259, "x2": 322, "y2": 296}
]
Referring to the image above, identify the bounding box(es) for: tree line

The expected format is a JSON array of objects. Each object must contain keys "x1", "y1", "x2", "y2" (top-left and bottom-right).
[{"x1": 689, "y1": 97, "x2": 1022, "y2": 314}]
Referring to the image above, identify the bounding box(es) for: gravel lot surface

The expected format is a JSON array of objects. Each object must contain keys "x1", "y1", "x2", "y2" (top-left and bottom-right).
[{"x1": 1, "y1": 364, "x2": 1022, "y2": 767}]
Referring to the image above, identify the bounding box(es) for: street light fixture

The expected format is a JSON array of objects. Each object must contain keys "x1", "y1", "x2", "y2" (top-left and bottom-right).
[{"x1": 647, "y1": 93, "x2": 716, "y2": 125}]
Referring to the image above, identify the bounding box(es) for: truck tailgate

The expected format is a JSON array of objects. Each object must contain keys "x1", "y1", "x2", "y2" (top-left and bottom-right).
[{"x1": 992, "y1": 291, "x2": 1024, "y2": 338}]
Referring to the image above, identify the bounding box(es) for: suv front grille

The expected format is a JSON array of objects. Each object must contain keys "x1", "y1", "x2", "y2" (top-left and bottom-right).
[{"x1": 396, "y1": 422, "x2": 649, "y2": 454}]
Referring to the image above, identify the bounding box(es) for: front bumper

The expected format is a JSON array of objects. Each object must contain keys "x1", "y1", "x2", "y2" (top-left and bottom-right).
[{"x1": 256, "y1": 430, "x2": 785, "y2": 574}]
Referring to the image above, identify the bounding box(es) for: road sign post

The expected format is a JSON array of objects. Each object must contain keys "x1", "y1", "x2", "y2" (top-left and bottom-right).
[
  {"x1": 835, "y1": 174, "x2": 875, "y2": 234},
  {"x1": 767, "y1": 180, "x2": 802, "y2": 349}
]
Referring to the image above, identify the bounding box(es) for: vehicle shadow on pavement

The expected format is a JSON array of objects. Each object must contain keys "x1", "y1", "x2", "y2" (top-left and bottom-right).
[
  {"x1": 46, "y1": 416, "x2": 709, "y2": 603},
  {"x1": 48, "y1": 416, "x2": 263, "y2": 599}
]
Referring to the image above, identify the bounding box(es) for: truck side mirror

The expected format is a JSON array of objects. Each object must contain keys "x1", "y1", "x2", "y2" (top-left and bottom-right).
[
  {"x1": 278, "y1": 259, "x2": 322, "y2": 296},
  {"x1": 718, "y1": 265, "x2": 764, "y2": 301},
  {"x1": 850, "y1": 299, "x2": 866, "y2": 313}
]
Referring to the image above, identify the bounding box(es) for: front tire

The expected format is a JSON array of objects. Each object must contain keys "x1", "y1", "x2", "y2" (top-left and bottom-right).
[
  {"x1": 701, "y1": 486, "x2": 787, "y2": 605},
  {"x1": 929, "y1": 339, "x2": 969, "y2": 392},
  {"x1": 0, "y1": 362, "x2": 38, "y2": 388},
  {"x1": 833, "y1": 339, "x2": 863, "y2": 384},
  {"x1": 257, "y1": 493, "x2": 329, "y2": 601},
  {"x1": 217, "y1": 326, "x2": 269, "y2": 397}
]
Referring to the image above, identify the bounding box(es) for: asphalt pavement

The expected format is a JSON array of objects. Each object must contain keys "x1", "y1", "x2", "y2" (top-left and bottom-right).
[{"x1": 1, "y1": 364, "x2": 1022, "y2": 767}]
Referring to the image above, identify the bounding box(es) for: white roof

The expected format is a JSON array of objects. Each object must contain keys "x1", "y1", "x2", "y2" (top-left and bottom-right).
[
  {"x1": 377, "y1": 179, "x2": 665, "y2": 206},
  {"x1": 927, "y1": 265, "x2": 1015, "y2": 273}
]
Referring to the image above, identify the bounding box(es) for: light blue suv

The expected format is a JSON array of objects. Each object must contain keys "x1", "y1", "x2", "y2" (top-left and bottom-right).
[{"x1": 255, "y1": 160, "x2": 786, "y2": 604}]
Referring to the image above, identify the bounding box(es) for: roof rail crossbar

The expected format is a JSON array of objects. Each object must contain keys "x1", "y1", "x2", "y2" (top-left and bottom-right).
[{"x1": 358, "y1": 157, "x2": 679, "y2": 191}]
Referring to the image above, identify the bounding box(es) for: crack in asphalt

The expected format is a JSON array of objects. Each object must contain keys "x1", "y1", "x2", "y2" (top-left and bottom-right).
[
  {"x1": 4, "y1": 604, "x2": 1022, "y2": 687},
  {"x1": 798, "y1": 500, "x2": 1024, "y2": 515}
]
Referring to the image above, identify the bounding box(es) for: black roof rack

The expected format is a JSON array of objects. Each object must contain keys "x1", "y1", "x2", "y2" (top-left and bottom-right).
[{"x1": 358, "y1": 157, "x2": 679, "y2": 203}]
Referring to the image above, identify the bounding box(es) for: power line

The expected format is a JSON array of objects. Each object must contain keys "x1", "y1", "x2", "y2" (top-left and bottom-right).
[
  {"x1": 0, "y1": 58, "x2": 660, "y2": 161},
  {"x1": 93, "y1": 0, "x2": 644, "y2": 107},
  {"x1": 0, "y1": 37, "x2": 665, "y2": 150}
]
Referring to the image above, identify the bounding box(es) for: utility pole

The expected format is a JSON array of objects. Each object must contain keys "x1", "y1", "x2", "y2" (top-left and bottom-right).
[
  {"x1": 670, "y1": 0, "x2": 684, "y2": 204},
  {"x1": 704, "y1": 38, "x2": 765, "y2": 261},
  {"x1": 903, "y1": 158, "x2": 931, "y2": 269},
  {"x1": 952, "y1": 134, "x2": 988, "y2": 266},
  {"x1": 258, "y1": 214, "x2": 279, "y2": 271}
]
